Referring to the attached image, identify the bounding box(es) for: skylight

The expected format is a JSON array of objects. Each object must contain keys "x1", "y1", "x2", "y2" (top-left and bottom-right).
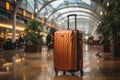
[
  {"x1": 50, "y1": 0, "x2": 64, "y2": 8},
  {"x1": 82, "y1": 0, "x2": 91, "y2": 5}
]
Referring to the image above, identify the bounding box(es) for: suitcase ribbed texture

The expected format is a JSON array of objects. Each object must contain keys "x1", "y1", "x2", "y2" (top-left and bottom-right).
[{"x1": 54, "y1": 30, "x2": 82, "y2": 71}]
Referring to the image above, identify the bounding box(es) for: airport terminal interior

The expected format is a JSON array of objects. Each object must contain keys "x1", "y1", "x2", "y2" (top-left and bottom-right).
[{"x1": 0, "y1": 0, "x2": 120, "y2": 80}]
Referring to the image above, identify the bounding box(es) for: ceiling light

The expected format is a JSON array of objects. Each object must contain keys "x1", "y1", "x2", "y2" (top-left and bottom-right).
[
  {"x1": 35, "y1": 8, "x2": 38, "y2": 13},
  {"x1": 100, "y1": 11, "x2": 103, "y2": 15},
  {"x1": 107, "y1": 2, "x2": 110, "y2": 7}
]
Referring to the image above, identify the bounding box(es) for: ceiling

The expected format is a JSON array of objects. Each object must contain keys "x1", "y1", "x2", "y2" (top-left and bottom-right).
[{"x1": 20, "y1": 0, "x2": 107, "y2": 36}]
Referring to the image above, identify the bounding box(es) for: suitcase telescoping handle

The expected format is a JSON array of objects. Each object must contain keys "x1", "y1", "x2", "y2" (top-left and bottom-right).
[{"x1": 67, "y1": 14, "x2": 77, "y2": 30}]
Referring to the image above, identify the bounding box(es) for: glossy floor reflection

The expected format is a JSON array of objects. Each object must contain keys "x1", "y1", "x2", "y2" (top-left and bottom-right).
[{"x1": 0, "y1": 44, "x2": 120, "y2": 80}]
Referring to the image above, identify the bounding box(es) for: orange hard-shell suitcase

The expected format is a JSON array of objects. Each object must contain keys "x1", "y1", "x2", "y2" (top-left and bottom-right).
[{"x1": 54, "y1": 14, "x2": 83, "y2": 75}]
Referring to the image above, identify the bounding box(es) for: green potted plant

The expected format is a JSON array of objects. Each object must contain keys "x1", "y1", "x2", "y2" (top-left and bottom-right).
[
  {"x1": 87, "y1": 36, "x2": 94, "y2": 46},
  {"x1": 49, "y1": 27, "x2": 57, "y2": 36},
  {"x1": 24, "y1": 19, "x2": 44, "y2": 52},
  {"x1": 96, "y1": 0, "x2": 120, "y2": 55},
  {"x1": 48, "y1": 27, "x2": 57, "y2": 48},
  {"x1": 96, "y1": 16, "x2": 111, "y2": 52}
]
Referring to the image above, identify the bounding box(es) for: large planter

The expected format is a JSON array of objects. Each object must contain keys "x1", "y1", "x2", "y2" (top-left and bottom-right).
[
  {"x1": 24, "y1": 45, "x2": 42, "y2": 52},
  {"x1": 114, "y1": 43, "x2": 120, "y2": 57},
  {"x1": 103, "y1": 44, "x2": 110, "y2": 52},
  {"x1": 110, "y1": 44, "x2": 114, "y2": 57},
  {"x1": 110, "y1": 43, "x2": 120, "y2": 57},
  {"x1": 103, "y1": 40, "x2": 110, "y2": 52}
]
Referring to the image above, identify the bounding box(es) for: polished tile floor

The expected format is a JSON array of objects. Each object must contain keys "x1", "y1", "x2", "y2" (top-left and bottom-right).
[{"x1": 0, "y1": 44, "x2": 120, "y2": 80}]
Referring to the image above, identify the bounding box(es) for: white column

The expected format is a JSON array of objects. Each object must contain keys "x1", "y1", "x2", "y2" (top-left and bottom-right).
[
  {"x1": 12, "y1": 12, "x2": 16, "y2": 42},
  {"x1": 12, "y1": 0, "x2": 22, "y2": 42}
]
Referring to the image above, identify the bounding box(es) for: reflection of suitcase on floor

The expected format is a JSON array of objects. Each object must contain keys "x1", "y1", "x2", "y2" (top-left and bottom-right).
[{"x1": 54, "y1": 14, "x2": 83, "y2": 75}]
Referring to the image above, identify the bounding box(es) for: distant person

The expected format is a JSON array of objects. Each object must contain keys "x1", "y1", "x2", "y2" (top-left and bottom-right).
[
  {"x1": 46, "y1": 33, "x2": 52, "y2": 50},
  {"x1": 0, "y1": 37, "x2": 4, "y2": 42},
  {"x1": 18, "y1": 35, "x2": 24, "y2": 48}
]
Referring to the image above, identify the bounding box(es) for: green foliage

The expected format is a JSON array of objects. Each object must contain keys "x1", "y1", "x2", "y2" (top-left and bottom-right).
[
  {"x1": 24, "y1": 19, "x2": 44, "y2": 45},
  {"x1": 49, "y1": 27, "x2": 57, "y2": 36},
  {"x1": 96, "y1": 0, "x2": 120, "y2": 42},
  {"x1": 88, "y1": 36, "x2": 94, "y2": 41},
  {"x1": 96, "y1": 15, "x2": 112, "y2": 40}
]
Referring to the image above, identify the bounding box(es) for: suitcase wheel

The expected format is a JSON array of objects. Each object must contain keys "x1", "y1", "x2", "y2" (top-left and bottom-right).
[
  {"x1": 71, "y1": 71, "x2": 75, "y2": 76},
  {"x1": 63, "y1": 71, "x2": 66, "y2": 75},
  {"x1": 80, "y1": 70, "x2": 84, "y2": 76},
  {"x1": 54, "y1": 68, "x2": 58, "y2": 75}
]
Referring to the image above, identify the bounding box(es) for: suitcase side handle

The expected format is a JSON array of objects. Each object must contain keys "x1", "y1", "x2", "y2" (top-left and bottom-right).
[{"x1": 67, "y1": 14, "x2": 77, "y2": 30}]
